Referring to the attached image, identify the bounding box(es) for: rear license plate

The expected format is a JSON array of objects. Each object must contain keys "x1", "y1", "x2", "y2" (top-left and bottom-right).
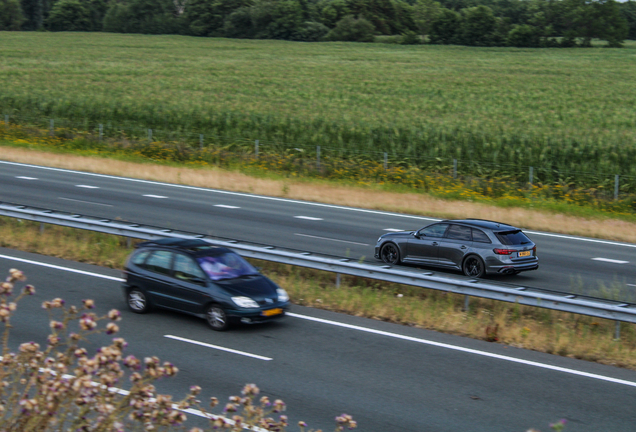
[
  {"x1": 518, "y1": 251, "x2": 531, "y2": 257},
  {"x1": 262, "y1": 308, "x2": 283, "y2": 317}
]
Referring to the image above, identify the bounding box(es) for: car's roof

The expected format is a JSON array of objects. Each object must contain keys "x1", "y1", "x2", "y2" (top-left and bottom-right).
[
  {"x1": 136, "y1": 238, "x2": 232, "y2": 255},
  {"x1": 441, "y1": 219, "x2": 519, "y2": 231}
]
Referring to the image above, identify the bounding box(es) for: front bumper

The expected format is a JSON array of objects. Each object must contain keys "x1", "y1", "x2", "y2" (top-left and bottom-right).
[{"x1": 226, "y1": 302, "x2": 290, "y2": 323}]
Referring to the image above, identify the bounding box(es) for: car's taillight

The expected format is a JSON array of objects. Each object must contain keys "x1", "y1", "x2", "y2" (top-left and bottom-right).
[
  {"x1": 493, "y1": 248, "x2": 515, "y2": 255},
  {"x1": 532, "y1": 246, "x2": 537, "y2": 255}
]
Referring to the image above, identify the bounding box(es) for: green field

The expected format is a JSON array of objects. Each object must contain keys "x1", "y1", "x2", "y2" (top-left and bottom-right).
[{"x1": 2, "y1": 32, "x2": 636, "y2": 188}]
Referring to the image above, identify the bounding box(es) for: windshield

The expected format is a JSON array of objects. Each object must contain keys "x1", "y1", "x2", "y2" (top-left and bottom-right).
[{"x1": 197, "y1": 252, "x2": 259, "y2": 281}]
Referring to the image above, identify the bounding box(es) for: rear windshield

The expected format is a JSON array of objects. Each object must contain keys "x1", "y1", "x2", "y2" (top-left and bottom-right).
[
  {"x1": 495, "y1": 230, "x2": 532, "y2": 246},
  {"x1": 197, "y1": 252, "x2": 259, "y2": 281}
]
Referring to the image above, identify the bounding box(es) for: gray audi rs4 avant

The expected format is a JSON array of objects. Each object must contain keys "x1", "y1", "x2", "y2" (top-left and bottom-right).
[{"x1": 375, "y1": 219, "x2": 538, "y2": 277}]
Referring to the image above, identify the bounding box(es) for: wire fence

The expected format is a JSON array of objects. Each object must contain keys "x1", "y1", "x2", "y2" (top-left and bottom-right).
[{"x1": 4, "y1": 113, "x2": 636, "y2": 202}]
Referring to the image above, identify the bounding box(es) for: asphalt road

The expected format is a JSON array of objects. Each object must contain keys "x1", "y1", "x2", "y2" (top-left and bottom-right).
[
  {"x1": 2, "y1": 248, "x2": 636, "y2": 431},
  {"x1": 1, "y1": 160, "x2": 636, "y2": 299}
]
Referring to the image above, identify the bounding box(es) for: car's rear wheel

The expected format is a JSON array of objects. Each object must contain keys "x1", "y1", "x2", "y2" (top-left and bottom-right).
[
  {"x1": 128, "y1": 288, "x2": 151, "y2": 314},
  {"x1": 206, "y1": 305, "x2": 230, "y2": 331},
  {"x1": 380, "y1": 243, "x2": 401, "y2": 265},
  {"x1": 463, "y1": 256, "x2": 485, "y2": 278}
]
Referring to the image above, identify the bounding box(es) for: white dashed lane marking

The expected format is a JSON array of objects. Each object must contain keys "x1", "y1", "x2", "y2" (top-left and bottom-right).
[
  {"x1": 294, "y1": 216, "x2": 323, "y2": 221},
  {"x1": 143, "y1": 194, "x2": 168, "y2": 199},
  {"x1": 76, "y1": 185, "x2": 99, "y2": 189},
  {"x1": 16, "y1": 176, "x2": 38, "y2": 180},
  {"x1": 214, "y1": 205, "x2": 240, "y2": 209},
  {"x1": 592, "y1": 258, "x2": 629, "y2": 264},
  {"x1": 384, "y1": 228, "x2": 405, "y2": 232},
  {"x1": 164, "y1": 335, "x2": 272, "y2": 361}
]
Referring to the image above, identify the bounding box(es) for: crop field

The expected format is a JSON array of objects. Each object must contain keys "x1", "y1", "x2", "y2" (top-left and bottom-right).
[{"x1": 1, "y1": 32, "x2": 636, "y2": 188}]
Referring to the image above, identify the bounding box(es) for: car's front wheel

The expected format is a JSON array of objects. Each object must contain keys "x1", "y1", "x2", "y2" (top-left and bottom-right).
[
  {"x1": 380, "y1": 243, "x2": 401, "y2": 265},
  {"x1": 463, "y1": 256, "x2": 485, "y2": 278},
  {"x1": 206, "y1": 305, "x2": 230, "y2": 331},
  {"x1": 127, "y1": 288, "x2": 151, "y2": 314}
]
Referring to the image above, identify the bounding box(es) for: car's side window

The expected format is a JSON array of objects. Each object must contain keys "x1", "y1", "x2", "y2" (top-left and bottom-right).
[
  {"x1": 418, "y1": 223, "x2": 449, "y2": 238},
  {"x1": 446, "y1": 225, "x2": 472, "y2": 241},
  {"x1": 174, "y1": 254, "x2": 205, "y2": 282},
  {"x1": 144, "y1": 251, "x2": 174, "y2": 276},
  {"x1": 472, "y1": 229, "x2": 491, "y2": 243},
  {"x1": 131, "y1": 250, "x2": 150, "y2": 266}
]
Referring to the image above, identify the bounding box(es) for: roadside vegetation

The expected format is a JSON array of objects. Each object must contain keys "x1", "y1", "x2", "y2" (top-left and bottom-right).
[{"x1": 2, "y1": 217, "x2": 635, "y2": 371}]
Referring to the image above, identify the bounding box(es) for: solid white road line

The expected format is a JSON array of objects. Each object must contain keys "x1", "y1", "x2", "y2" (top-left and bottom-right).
[
  {"x1": 287, "y1": 312, "x2": 636, "y2": 388},
  {"x1": 165, "y1": 335, "x2": 272, "y2": 361},
  {"x1": 143, "y1": 194, "x2": 168, "y2": 199},
  {"x1": 628, "y1": 284, "x2": 636, "y2": 287},
  {"x1": 294, "y1": 216, "x2": 323, "y2": 221},
  {"x1": 592, "y1": 258, "x2": 629, "y2": 264},
  {"x1": 214, "y1": 204, "x2": 240, "y2": 209},
  {"x1": 76, "y1": 185, "x2": 99, "y2": 189},
  {"x1": 295, "y1": 233, "x2": 369, "y2": 246},
  {"x1": 58, "y1": 197, "x2": 113, "y2": 207},
  {"x1": 15, "y1": 176, "x2": 38, "y2": 180},
  {"x1": 384, "y1": 228, "x2": 405, "y2": 232},
  {"x1": 0, "y1": 254, "x2": 125, "y2": 282},
  {"x1": 2, "y1": 254, "x2": 635, "y2": 388}
]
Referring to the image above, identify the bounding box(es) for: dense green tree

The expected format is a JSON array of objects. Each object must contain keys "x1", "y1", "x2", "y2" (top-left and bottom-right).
[
  {"x1": 459, "y1": 5, "x2": 497, "y2": 46},
  {"x1": 621, "y1": 0, "x2": 636, "y2": 40},
  {"x1": 185, "y1": 0, "x2": 249, "y2": 37},
  {"x1": 20, "y1": 0, "x2": 43, "y2": 30},
  {"x1": 266, "y1": 0, "x2": 305, "y2": 39},
  {"x1": 428, "y1": 7, "x2": 460, "y2": 43},
  {"x1": 412, "y1": 0, "x2": 441, "y2": 37},
  {"x1": 346, "y1": 0, "x2": 415, "y2": 34},
  {"x1": 0, "y1": 0, "x2": 24, "y2": 30},
  {"x1": 103, "y1": 0, "x2": 181, "y2": 34},
  {"x1": 223, "y1": 6, "x2": 255, "y2": 37},
  {"x1": 325, "y1": 14, "x2": 375, "y2": 41},
  {"x1": 45, "y1": 0, "x2": 92, "y2": 30},
  {"x1": 295, "y1": 20, "x2": 330, "y2": 40},
  {"x1": 315, "y1": 0, "x2": 349, "y2": 27},
  {"x1": 506, "y1": 23, "x2": 541, "y2": 46}
]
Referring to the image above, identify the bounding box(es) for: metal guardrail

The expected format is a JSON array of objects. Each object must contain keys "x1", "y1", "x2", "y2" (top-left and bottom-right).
[{"x1": 1, "y1": 201, "x2": 636, "y2": 332}]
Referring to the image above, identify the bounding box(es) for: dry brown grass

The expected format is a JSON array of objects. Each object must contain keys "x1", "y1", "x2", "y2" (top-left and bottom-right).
[{"x1": 2, "y1": 146, "x2": 636, "y2": 243}]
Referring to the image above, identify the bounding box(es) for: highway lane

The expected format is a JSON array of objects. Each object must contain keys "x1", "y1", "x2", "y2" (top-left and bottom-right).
[
  {"x1": 2, "y1": 249, "x2": 636, "y2": 431},
  {"x1": 1, "y1": 160, "x2": 636, "y2": 298}
]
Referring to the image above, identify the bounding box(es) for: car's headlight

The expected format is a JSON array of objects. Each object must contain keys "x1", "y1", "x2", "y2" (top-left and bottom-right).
[
  {"x1": 277, "y1": 288, "x2": 289, "y2": 302},
  {"x1": 377, "y1": 236, "x2": 383, "y2": 243},
  {"x1": 232, "y1": 296, "x2": 259, "y2": 308}
]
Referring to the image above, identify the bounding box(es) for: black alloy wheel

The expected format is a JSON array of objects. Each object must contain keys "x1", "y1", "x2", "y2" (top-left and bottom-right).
[
  {"x1": 206, "y1": 305, "x2": 230, "y2": 331},
  {"x1": 127, "y1": 288, "x2": 150, "y2": 314},
  {"x1": 380, "y1": 243, "x2": 401, "y2": 265},
  {"x1": 463, "y1": 256, "x2": 485, "y2": 278}
]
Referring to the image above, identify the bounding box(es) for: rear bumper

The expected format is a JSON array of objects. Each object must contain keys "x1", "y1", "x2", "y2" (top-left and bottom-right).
[{"x1": 490, "y1": 262, "x2": 539, "y2": 275}]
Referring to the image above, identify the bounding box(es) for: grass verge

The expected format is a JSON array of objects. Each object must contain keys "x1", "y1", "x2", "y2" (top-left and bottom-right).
[{"x1": 2, "y1": 217, "x2": 635, "y2": 370}]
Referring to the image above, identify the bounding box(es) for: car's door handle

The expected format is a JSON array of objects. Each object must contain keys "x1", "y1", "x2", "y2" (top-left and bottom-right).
[{"x1": 460, "y1": 245, "x2": 467, "y2": 249}]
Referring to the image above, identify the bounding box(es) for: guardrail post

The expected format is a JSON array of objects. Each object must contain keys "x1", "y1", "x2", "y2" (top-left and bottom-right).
[
  {"x1": 453, "y1": 159, "x2": 457, "y2": 179},
  {"x1": 529, "y1": 166, "x2": 534, "y2": 186},
  {"x1": 317, "y1": 146, "x2": 321, "y2": 169},
  {"x1": 39, "y1": 222, "x2": 45, "y2": 234},
  {"x1": 255, "y1": 140, "x2": 259, "y2": 158},
  {"x1": 384, "y1": 152, "x2": 388, "y2": 170},
  {"x1": 148, "y1": 129, "x2": 152, "y2": 143},
  {"x1": 614, "y1": 175, "x2": 619, "y2": 200},
  {"x1": 99, "y1": 124, "x2": 103, "y2": 142},
  {"x1": 126, "y1": 237, "x2": 132, "y2": 248},
  {"x1": 49, "y1": 119, "x2": 54, "y2": 137},
  {"x1": 199, "y1": 134, "x2": 204, "y2": 150},
  {"x1": 336, "y1": 273, "x2": 341, "y2": 288},
  {"x1": 615, "y1": 320, "x2": 621, "y2": 340},
  {"x1": 463, "y1": 295, "x2": 470, "y2": 311}
]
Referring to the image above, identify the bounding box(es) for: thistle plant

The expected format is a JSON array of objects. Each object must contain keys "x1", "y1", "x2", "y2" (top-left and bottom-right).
[{"x1": 0, "y1": 269, "x2": 355, "y2": 431}]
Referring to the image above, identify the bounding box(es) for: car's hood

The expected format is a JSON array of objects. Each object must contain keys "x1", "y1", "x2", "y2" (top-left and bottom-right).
[
  {"x1": 382, "y1": 231, "x2": 415, "y2": 239},
  {"x1": 215, "y1": 275, "x2": 278, "y2": 300}
]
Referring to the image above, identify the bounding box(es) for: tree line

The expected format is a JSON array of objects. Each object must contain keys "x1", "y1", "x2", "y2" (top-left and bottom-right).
[{"x1": 1, "y1": 0, "x2": 634, "y2": 47}]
